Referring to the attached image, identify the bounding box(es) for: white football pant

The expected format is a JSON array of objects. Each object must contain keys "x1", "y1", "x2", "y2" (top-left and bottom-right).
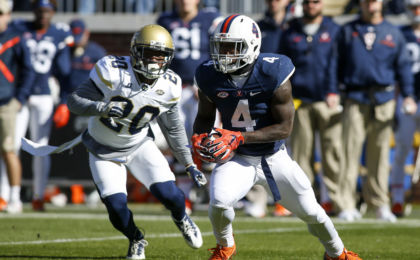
[
  {"x1": 209, "y1": 147, "x2": 344, "y2": 257},
  {"x1": 89, "y1": 139, "x2": 176, "y2": 198}
]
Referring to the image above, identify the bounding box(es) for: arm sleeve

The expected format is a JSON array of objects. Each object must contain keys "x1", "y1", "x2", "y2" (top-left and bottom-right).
[
  {"x1": 67, "y1": 79, "x2": 107, "y2": 116},
  {"x1": 54, "y1": 44, "x2": 72, "y2": 104},
  {"x1": 14, "y1": 37, "x2": 35, "y2": 104},
  {"x1": 156, "y1": 104, "x2": 193, "y2": 166},
  {"x1": 395, "y1": 31, "x2": 415, "y2": 98}
]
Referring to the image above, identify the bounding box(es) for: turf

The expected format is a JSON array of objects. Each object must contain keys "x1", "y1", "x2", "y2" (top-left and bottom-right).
[{"x1": 1, "y1": 203, "x2": 420, "y2": 259}]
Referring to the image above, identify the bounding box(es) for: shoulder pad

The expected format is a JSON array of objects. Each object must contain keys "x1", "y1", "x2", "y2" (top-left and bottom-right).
[{"x1": 90, "y1": 55, "x2": 118, "y2": 91}]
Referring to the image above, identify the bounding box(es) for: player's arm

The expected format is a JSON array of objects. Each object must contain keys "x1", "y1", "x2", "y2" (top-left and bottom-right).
[
  {"x1": 157, "y1": 104, "x2": 207, "y2": 187},
  {"x1": 193, "y1": 89, "x2": 217, "y2": 134},
  {"x1": 156, "y1": 104, "x2": 193, "y2": 167},
  {"x1": 242, "y1": 79, "x2": 295, "y2": 143},
  {"x1": 67, "y1": 79, "x2": 123, "y2": 118}
]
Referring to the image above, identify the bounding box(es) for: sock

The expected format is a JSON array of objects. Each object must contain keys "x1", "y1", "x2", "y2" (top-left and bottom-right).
[
  {"x1": 10, "y1": 186, "x2": 21, "y2": 203},
  {"x1": 103, "y1": 193, "x2": 143, "y2": 241}
]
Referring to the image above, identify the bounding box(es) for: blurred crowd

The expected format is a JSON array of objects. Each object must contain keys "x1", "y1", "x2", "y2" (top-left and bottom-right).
[{"x1": 0, "y1": 0, "x2": 419, "y2": 225}]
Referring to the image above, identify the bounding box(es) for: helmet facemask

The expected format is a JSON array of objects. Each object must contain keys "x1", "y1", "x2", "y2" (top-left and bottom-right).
[
  {"x1": 210, "y1": 34, "x2": 250, "y2": 74},
  {"x1": 131, "y1": 43, "x2": 174, "y2": 80}
]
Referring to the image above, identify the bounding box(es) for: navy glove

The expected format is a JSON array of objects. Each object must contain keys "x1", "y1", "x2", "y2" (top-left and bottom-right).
[
  {"x1": 103, "y1": 101, "x2": 125, "y2": 118},
  {"x1": 186, "y1": 165, "x2": 207, "y2": 188}
]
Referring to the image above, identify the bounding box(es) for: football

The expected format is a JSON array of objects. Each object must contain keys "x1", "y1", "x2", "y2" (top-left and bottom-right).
[{"x1": 201, "y1": 131, "x2": 235, "y2": 163}]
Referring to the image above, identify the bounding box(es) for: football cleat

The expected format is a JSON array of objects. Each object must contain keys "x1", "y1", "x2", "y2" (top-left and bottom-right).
[
  {"x1": 0, "y1": 197, "x2": 7, "y2": 211},
  {"x1": 6, "y1": 200, "x2": 23, "y2": 214},
  {"x1": 126, "y1": 239, "x2": 148, "y2": 260},
  {"x1": 391, "y1": 203, "x2": 403, "y2": 217},
  {"x1": 376, "y1": 205, "x2": 397, "y2": 223},
  {"x1": 273, "y1": 203, "x2": 292, "y2": 217},
  {"x1": 173, "y1": 214, "x2": 203, "y2": 248},
  {"x1": 32, "y1": 199, "x2": 45, "y2": 211},
  {"x1": 208, "y1": 244, "x2": 236, "y2": 260},
  {"x1": 324, "y1": 248, "x2": 362, "y2": 260}
]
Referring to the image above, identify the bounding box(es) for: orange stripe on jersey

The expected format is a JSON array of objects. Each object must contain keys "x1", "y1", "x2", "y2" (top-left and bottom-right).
[
  {"x1": 0, "y1": 59, "x2": 15, "y2": 83},
  {"x1": 0, "y1": 36, "x2": 20, "y2": 55}
]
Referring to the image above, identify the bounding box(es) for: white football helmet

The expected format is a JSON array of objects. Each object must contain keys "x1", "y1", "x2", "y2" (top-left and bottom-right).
[
  {"x1": 130, "y1": 24, "x2": 174, "y2": 79},
  {"x1": 210, "y1": 14, "x2": 261, "y2": 74},
  {"x1": 406, "y1": 0, "x2": 420, "y2": 24}
]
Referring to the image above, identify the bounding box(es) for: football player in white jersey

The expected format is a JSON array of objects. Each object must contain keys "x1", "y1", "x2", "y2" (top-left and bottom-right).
[
  {"x1": 192, "y1": 15, "x2": 361, "y2": 260},
  {"x1": 66, "y1": 24, "x2": 207, "y2": 259}
]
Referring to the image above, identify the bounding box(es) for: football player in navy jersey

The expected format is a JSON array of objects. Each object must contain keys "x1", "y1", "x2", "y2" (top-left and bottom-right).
[
  {"x1": 192, "y1": 15, "x2": 361, "y2": 260},
  {"x1": 13, "y1": 0, "x2": 73, "y2": 211},
  {"x1": 0, "y1": 0, "x2": 34, "y2": 213},
  {"x1": 157, "y1": 0, "x2": 222, "y2": 214},
  {"x1": 389, "y1": 0, "x2": 420, "y2": 217}
]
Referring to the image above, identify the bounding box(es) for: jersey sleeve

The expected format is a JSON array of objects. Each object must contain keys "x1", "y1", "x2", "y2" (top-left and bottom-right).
[
  {"x1": 262, "y1": 54, "x2": 295, "y2": 87},
  {"x1": 89, "y1": 55, "x2": 118, "y2": 99}
]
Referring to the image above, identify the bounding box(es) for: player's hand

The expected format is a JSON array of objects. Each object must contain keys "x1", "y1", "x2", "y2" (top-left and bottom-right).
[
  {"x1": 191, "y1": 133, "x2": 215, "y2": 163},
  {"x1": 186, "y1": 164, "x2": 207, "y2": 188},
  {"x1": 211, "y1": 128, "x2": 244, "y2": 151},
  {"x1": 103, "y1": 101, "x2": 126, "y2": 118},
  {"x1": 53, "y1": 104, "x2": 70, "y2": 128}
]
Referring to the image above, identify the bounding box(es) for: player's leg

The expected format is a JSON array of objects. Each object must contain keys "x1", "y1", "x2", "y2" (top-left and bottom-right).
[
  {"x1": 28, "y1": 95, "x2": 54, "y2": 210},
  {"x1": 365, "y1": 100, "x2": 396, "y2": 222},
  {"x1": 316, "y1": 101, "x2": 343, "y2": 215},
  {"x1": 264, "y1": 148, "x2": 360, "y2": 259},
  {"x1": 207, "y1": 155, "x2": 256, "y2": 258},
  {"x1": 89, "y1": 153, "x2": 147, "y2": 259},
  {"x1": 0, "y1": 98, "x2": 23, "y2": 213},
  {"x1": 339, "y1": 100, "x2": 367, "y2": 221},
  {"x1": 127, "y1": 139, "x2": 202, "y2": 249},
  {"x1": 390, "y1": 104, "x2": 416, "y2": 216}
]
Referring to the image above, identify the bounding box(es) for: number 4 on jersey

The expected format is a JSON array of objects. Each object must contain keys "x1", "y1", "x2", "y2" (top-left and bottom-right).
[{"x1": 231, "y1": 99, "x2": 256, "y2": 132}]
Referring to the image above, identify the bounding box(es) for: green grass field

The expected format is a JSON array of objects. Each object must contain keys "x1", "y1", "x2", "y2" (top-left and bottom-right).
[{"x1": 1, "y1": 203, "x2": 420, "y2": 259}]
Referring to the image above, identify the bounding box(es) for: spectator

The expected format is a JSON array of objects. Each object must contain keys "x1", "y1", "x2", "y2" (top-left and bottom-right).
[
  {"x1": 0, "y1": 0, "x2": 34, "y2": 213},
  {"x1": 337, "y1": 0, "x2": 417, "y2": 222},
  {"x1": 279, "y1": 0, "x2": 342, "y2": 216},
  {"x1": 126, "y1": 0, "x2": 156, "y2": 13},
  {"x1": 157, "y1": 0, "x2": 222, "y2": 214},
  {"x1": 69, "y1": 19, "x2": 106, "y2": 95},
  {"x1": 389, "y1": 0, "x2": 420, "y2": 217},
  {"x1": 13, "y1": 0, "x2": 73, "y2": 211},
  {"x1": 258, "y1": 0, "x2": 291, "y2": 53}
]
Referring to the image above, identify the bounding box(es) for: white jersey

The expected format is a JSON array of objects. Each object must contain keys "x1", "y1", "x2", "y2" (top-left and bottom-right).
[{"x1": 88, "y1": 55, "x2": 182, "y2": 149}]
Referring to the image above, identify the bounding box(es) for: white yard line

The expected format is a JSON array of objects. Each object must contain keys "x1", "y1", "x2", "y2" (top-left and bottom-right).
[{"x1": 0, "y1": 227, "x2": 305, "y2": 246}]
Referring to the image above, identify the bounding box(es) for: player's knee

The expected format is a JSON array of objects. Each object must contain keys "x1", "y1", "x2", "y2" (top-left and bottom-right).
[
  {"x1": 296, "y1": 206, "x2": 326, "y2": 224},
  {"x1": 150, "y1": 181, "x2": 185, "y2": 208},
  {"x1": 103, "y1": 193, "x2": 128, "y2": 213},
  {"x1": 209, "y1": 205, "x2": 235, "y2": 223}
]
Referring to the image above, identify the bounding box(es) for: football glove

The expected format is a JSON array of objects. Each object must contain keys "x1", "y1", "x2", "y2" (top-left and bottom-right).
[
  {"x1": 191, "y1": 133, "x2": 215, "y2": 163},
  {"x1": 205, "y1": 128, "x2": 244, "y2": 162},
  {"x1": 53, "y1": 104, "x2": 70, "y2": 128},
  {"x1": 103, "y1": 101, "x2": 126, "y2": 118},
  {"x1": 186, "y1": 165, "x2": 207, "y2": 187}
]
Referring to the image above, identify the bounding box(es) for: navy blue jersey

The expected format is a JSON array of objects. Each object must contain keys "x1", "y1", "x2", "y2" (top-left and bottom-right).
[
  {"x1": 70, "y1": 41, "x2": 106, "y2": 93},
  {"x1": 257, "y1": 12, "x2": 286, "y2": 54},
  {"x1": 279, "y1": 17, "x2": 340, "y2": 102},
  {"x1": 0, "y1": 23, "x2": 34, "y2": 105},
  {"x1": 14, "y1": 20, "x2": 73, "y2": 98},
  {"x1": 195, "y1": 53, "x2": 295, "y2": 156},
  {"x1": 338, "y1": 18, "x2": 414, "y2": 104},
  {"x1": 157, "y1": 9, "x2": 220, "y2": 85},
  {"x1": 401, "y1": 25, "x2": 420, "y2": 100}
]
